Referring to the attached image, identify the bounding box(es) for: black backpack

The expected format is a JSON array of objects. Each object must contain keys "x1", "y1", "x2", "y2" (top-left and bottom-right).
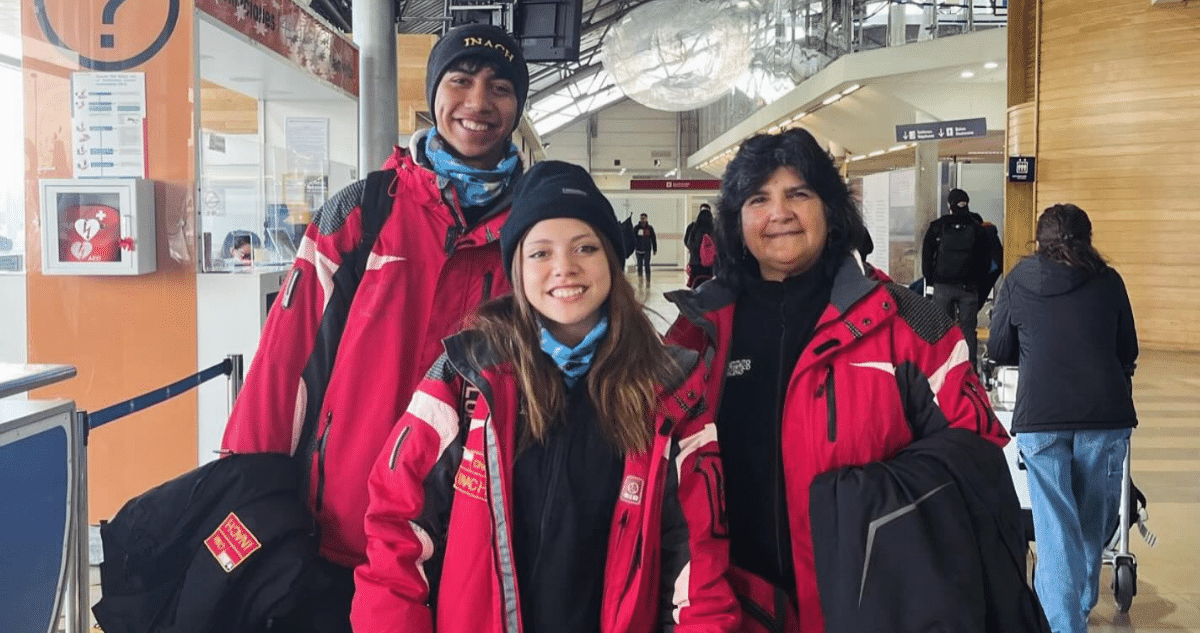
[
  {"x1": 934, "y1": 217, "x2": 981, "y2": 283},
  {"x1": 92, "y1": 454, "x2": 320, "y2": 633}
]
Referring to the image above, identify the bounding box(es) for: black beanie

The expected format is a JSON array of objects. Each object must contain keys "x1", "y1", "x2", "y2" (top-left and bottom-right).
[
  {"x1": 426, "y1": 24, "x2": 529, "y2": 122},
  {"x1": 500, "y1": 161, "x2": 625, "y2": 279},
  {"x1": 948, "y1": 188, "x2": 970, "y2": 210}
]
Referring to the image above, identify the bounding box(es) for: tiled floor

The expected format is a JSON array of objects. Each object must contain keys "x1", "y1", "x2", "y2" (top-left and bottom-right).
[{"x1": 73, "y1": 269, "x2": 1200, "y2": 631}]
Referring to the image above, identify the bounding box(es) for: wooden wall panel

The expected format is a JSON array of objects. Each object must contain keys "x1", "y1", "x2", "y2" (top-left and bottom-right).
[
  {"x1": 1035, "y1": 0, "x2": 1200, "y2": 350},
  {"x1": 200, "y1": 80, "x2": 258, "y2": 135}
]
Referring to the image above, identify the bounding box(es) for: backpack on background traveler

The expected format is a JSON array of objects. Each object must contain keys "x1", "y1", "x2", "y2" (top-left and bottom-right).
[
  {"x1": 699, "y1": 232, "x2": 716, "y2": 268},
  {"x1": 934, "y1": 217, "x2": 982, "y2": 283}
]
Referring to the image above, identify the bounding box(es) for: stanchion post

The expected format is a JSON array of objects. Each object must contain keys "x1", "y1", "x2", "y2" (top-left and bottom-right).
[
  {"x1": 227, "y1": 354, "x2": 244, "y2": 415},
  {"x1": 66, "y1": 410, "x2": 90, "y2": 633}
]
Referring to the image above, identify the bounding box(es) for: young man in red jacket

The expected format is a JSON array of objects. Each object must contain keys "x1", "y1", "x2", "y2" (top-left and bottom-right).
[{"x1": 220, "y1": 24, "x2": 529, "y2": 632}]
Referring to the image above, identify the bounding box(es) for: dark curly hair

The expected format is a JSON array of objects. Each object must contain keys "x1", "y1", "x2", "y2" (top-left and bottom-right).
[
  {"x1": 1035, "y1": 203, "x2": 1107, "y2": 274},
  {"x1": 714, "y1": 128, "x2": 866, "y2": 287}
]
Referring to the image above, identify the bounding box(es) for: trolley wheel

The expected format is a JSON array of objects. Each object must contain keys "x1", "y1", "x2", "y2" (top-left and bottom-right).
[{"x1": 1113, "y1": 557, "x2": 1137, "y2": 613}]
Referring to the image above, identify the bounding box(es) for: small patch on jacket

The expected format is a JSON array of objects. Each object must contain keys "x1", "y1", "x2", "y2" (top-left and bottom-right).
[
  {"x1": 727, "y1": 358, "x2": 752, "y2": 377},
  {"x1": 205, "y1": 513, "x2": 262, "y2": 573},
  {"x1": 620, "y1": 475, "x2": 645, "y2": 504},
  {"x1": 454, "y1": 450, "x2": 488, "y2": 501}
]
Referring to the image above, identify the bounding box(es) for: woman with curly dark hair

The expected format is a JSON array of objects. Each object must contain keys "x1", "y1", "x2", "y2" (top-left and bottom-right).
[
  {"x1": 989, "y1": 203, "x2": 1138, "y2": 633},
  {"x1": 666, "y1": 128, "x2": 1014, "y2": 631}
]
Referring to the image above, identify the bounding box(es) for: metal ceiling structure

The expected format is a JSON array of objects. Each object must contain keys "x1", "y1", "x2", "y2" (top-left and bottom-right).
[{"x1": 304, "y1": 1, "x2": 1009, "y2": 139}]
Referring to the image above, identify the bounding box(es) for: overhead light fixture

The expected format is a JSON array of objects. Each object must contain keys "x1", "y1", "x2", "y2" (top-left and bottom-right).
[
  {"x1": 841, "y1": 84, "x2": 861, "y2": 96},
  {"x1": 984, "y1": 62, "x2": 999, "y2": 69},
  {"x1": 822, "y1": 94, "x2": 842, "y2": 106},
  {"x1": 961, "y1": 70, "x2": 975, "y2": 78},
  {"x1": 889, "y1": 144, "x2": 908, "y2": 152},
  {"x1": 868, "y1": 150, "x2": 885, "y2": 157},
  {"x1": 769, "y1": 126, "x2": 781, "y2": 133}
]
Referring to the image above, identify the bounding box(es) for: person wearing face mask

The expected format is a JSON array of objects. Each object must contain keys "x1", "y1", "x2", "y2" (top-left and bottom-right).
[
  {"x1": 352, "y1": 161, "x2": 739, "y2": 633},
  {"x1": 666, "y1": 129, "x2": 1032, "y2": 632},
  {"x1": 220, "y1": 23, "x2": 530, "y2": 632}
]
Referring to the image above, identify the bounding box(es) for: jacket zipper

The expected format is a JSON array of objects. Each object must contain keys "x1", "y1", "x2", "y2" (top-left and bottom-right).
[
  {"x1": 481, "y1": 272, "x2": 494, "y2": 303},
  {"x1": 620, "y1": 533, "x2": 644, "y2": 597},
  {"x1": 824, "y1": 366, "x2": 837, "y2": 442},
  {"x1": 387, "y1": 426, "x2": 411, "y2": 471},
  {"x1": 314, "y1": 411, "x2": 333, "y2": 512},
  {"x1": 737, "y1": 594, "x2": 784, "y2": 633},
  {"x1": 771, "y1": 299, "x2": 789, "y2": 584},
  {"x1": 964, "y1": 382, "x2": 989, "y2": 435}
]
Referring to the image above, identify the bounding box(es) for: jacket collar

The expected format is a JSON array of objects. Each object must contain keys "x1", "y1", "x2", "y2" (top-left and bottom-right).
[
  {"x1": 440, "y1": 329, "x2": 704, "y2": 437},
  {"x1": 668, "y1": 255, "x2": 877, "y2": 334}
]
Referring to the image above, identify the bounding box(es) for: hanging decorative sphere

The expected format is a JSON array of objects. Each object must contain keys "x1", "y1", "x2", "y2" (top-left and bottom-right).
[{"x1": 601, "y1": 0, "x2": 752, "y2": 112}]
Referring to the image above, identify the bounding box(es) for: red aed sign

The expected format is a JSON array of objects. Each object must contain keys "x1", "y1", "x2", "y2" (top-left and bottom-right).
[{"x1": 629, "y1": 179, "x2": 721, "y2": 191}]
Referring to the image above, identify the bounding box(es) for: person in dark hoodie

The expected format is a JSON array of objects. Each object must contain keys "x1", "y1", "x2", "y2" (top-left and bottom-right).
[{"x1": 988, "y1": 203, "x2": 1138, "y2": 633}]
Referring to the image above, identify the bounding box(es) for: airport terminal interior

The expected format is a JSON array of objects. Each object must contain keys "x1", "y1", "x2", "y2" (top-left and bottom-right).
[{"x1": 1, "y1": 0, "x2": 1199, "y2": 631}]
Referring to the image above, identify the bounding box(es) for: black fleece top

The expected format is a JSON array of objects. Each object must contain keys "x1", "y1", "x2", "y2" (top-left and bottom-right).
[
  {"x1": 988, "y1": 255, "x2": 1139, "y2": 432},
  {"x1": 717, "y1": 268, "x2": 832, "y2": 596},
  {"x1": 512, "y1": 380, "x2": 623, "y2": 633}
]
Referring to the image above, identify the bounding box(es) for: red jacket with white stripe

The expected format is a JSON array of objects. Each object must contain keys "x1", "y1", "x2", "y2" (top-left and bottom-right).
[
  {"x1": 665, "y1": 257, "x2": 1008, "y2": 632},
  {"x1": 221, "y1": 144, "x2": 512, "y2": 568},
  {"x1": 350, "y1": 331, "x2": 740, "y2": 633}
]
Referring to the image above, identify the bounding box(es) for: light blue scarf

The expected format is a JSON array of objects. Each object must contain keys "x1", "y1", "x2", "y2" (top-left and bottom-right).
[
  {"x1": 539, "y1": 315, "x2": 610, "y2": 388},
  {"x1": 424, "y1": 127, "x2": 520, "y2": 209}
]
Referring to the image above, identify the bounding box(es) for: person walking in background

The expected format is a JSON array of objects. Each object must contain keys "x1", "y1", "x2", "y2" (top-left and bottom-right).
[
  {"x1": 684, "y1": 203, "x2": 716, "y2": 288},
  {"x1": 352, "y1": 161, "x2": 739, "y2": 633},
  {"x1": 220, "y1": 24, "x2": 530, "y2": 632},
  {"x1": 633, "y1": 212, "x2": 657, "y2": 285},
  {"x1": 666, "y1": 129, "x2": 1010, "y2": 632},
  {"x1": 921, "y1": 188, "x2": 992, "y2": 368},
  {"x1": 989, "y1": 203, "x2": 1139, "y2": 633}
]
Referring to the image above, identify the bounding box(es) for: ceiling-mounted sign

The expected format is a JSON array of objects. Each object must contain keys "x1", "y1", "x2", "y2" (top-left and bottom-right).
[
  {"x1": 195, "y1": 0, "x2": 359, "y2": 96},
  {"x1": 1008, "y1": 156, "x2": 1036, "y2": 182},
  {"x1": 895, "y1": 117, "x2": 988, "y2": 143},
  {"x1": 629, "y1": 179, "x2": 721, "y2": 190}
]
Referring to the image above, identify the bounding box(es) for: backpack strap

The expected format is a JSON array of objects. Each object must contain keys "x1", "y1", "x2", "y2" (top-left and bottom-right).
[
  {"x1": 355, "y1": 168, "x2": 397, "y2": 280},
  {"x1": 293, "y1": 169, "x2": 396, "y2": 494}
]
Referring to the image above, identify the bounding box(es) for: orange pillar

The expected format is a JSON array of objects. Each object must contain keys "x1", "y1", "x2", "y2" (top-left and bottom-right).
[{"x1": 22, "y1": 0, "x2": 199, "y2": 521}]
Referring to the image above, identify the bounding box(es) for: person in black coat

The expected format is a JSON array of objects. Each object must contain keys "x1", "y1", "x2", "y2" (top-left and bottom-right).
[{"x1": 988, "y1": 203, "x2": 1138, "y2": 633}]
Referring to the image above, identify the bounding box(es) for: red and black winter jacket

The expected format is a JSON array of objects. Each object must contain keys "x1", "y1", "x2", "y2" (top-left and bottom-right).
[
  {"x1": 350, "y1": 331, "x2": 741, "y2": 633},
  {"x1": 665, "y1": 256, "x2": 1008, "y2": 632},
  {"x1": 221, "y1": 144, "x2": 513, "y2": 569}
]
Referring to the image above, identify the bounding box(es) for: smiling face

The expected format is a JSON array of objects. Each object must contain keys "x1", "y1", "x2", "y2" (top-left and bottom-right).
[
  {"x1": 740, "y1": 166, "x2": 829, "y2": 281},
  {"x1": 433, "y1": 64, "x2": 519, "y2": 169},
  {"x1": 520, "y1": 218, "x2": 612, "y2": 346}
]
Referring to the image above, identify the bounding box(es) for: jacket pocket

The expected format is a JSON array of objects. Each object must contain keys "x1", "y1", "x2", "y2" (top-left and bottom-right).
[
  {"x1": 387, "y1": 426, "x2": 412, "y2": 471},
  {"x1": 727, "y1": 567, "x2": 795, "y2": 633},
  {"x1": 694, "y1": 452, "x2": 729, "y2": 538},
  {"x1": 821, "y1": 366, "x2": 837, "y2": 442},
  {"x1": 314, "y1": 411, "x2": 333, "y2": 512}
]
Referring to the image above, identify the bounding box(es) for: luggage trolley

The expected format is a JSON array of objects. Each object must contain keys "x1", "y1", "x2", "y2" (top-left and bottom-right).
[{"x1": 983, "y1": 362, "x2": 1154, "y2": 613}]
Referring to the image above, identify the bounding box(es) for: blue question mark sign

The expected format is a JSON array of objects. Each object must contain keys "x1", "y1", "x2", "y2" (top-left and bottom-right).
[{"x1": 100, "y1": 0, "x2": 128, "y2": 48}]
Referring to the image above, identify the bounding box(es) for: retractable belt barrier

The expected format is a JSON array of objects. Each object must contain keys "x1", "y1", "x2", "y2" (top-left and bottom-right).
[{"x1": 87, "y1": 358, "x2": 237, "y2": 430}]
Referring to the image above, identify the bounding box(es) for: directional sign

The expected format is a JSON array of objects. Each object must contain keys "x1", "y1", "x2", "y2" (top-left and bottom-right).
[{"x1": 895, "y1": 118, "x2": 988, "y2": 143}]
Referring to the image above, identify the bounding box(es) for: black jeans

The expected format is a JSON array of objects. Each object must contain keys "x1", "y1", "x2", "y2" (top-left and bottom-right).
[
  {"x1": 933, "y1": 283, "x2": 979, "y2": 368},
  {"x1": 635, "y1": 251, "x2": 652, "y2": 279}
]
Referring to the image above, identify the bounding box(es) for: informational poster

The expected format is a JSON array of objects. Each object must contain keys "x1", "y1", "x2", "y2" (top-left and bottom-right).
[
  {"x1": 71, "y1": 72, "x2": 147, "y2": 179},
  {"x1": 860, "y1": 171, "x2": 891, "y2": 274},
  {"x1": 285, "y1": 117, "x2": 329, "y2": 175}
]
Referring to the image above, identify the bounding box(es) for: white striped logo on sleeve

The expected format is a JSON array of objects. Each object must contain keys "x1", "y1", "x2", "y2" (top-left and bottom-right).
[
  {"x1": 406, "y1": 391, "x2": 460, "y2": 455},
  {"x1": 411, "y1": 521, "x2": 434, "y2": 590},
  {"x1": 671, "y1": 561, "x2": 693, "y2": 623}
]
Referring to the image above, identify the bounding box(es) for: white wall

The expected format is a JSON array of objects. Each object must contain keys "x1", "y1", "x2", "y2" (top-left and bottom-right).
[{"x1": 0, "y1": 273, "x2": 27, "y2": 375}]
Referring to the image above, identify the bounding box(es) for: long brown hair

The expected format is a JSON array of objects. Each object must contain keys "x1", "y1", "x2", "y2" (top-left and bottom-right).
[
  {"x1": 1036, "y1": 203, "x2": 1107, "y2": 274},
  {"x1": 470, "y1": 230, "x2": 680, "y2": 455}
]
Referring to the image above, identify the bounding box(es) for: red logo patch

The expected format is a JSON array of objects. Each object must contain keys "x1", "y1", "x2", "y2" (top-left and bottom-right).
[
  {"x1": 204, "y1": 513, "x2": 262, "y2": 573},
  {"x1": 620, "y1": 476, "x2": 644, "y2": 504},
  {"x1": 454, "y1": 449, "x2": 488, "y2": 501}
]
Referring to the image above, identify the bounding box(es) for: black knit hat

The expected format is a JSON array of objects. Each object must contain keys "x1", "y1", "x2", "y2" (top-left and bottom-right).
[
  {"x1": 426, "y1": 24, "x2": 529, "y2": 121},
  {"x1": 948, "y1": 188, "x2": 970, "y2": 209},
  {"x1": 500, "y1": 161, "x2": 625, "y2": 279}
]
